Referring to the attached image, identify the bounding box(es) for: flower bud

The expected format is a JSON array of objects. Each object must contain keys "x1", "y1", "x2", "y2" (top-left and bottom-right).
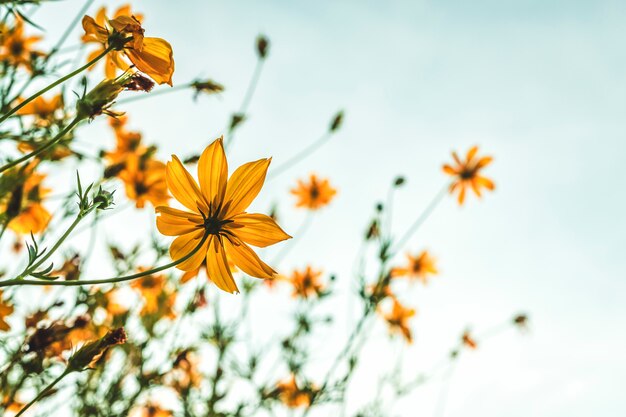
[
  {"x1": 68, "y1": 327, "x2": 126, "y2": 371},
  {"x1": 93, "y1": 187, "x2": 115, "y2": 210},
  {"x1": 256, "y1": 35, "x2": 269, "y2": 59},
  {"x1": 329, "y1": 111, "x2": 344, "y2": 132}
]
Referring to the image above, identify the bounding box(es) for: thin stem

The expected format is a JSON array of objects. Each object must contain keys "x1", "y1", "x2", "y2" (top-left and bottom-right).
[
  {"x1": 0, "y1": 46, "x2": 112, "y2": 125},
  {"x1": 267, "y1": 132, "x2": 332, "y2": 180},
  {"x1": 47, "y1": 0, "x2": 95, "y2": 59},
  {"x1": 390, "y1": 184, "x2": 449, "y2": 255},
  {"x1": 15, "y1": 369, "x2": 71, "y2": 417},
  {"x1": 0, "y1": 117, "x2": 82, "y2": 173},
  {"x1": 0, "y1": 231, "x2": 209, "y2": 288},
  {"x1": 116, "y1": 82, "x2": 192, "y2": 104},
  {"x1": 23, "y1": 206, "x2": 97, "y2": 278}
]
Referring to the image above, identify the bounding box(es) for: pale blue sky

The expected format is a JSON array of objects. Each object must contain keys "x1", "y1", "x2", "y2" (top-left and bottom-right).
[{"x1": 11, "y1": 0, "x2": 626, "y2": 416}]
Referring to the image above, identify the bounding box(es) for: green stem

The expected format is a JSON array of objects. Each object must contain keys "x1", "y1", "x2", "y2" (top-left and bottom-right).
[
  {"x1": 116, "y1": 82, "x2": 192, "y2": 104},
  {"x1": 0, "y1": 46, "x2": 112, "y2": 125},
  {"x1": 0, "y1": 231, "x2": 209, "y2": 288},
  {"x1": 15, "y1": 369, "x2": 71, "y2": 417},
  {"x1": 0, "y1": 117, "x2": 81, "y2": 174},
  {"x1": 21, "y1": 206, "x2": 97, "y2": 279},
  {"x1": 267, "y1": 132, "x2": 332, "y2": 180}
]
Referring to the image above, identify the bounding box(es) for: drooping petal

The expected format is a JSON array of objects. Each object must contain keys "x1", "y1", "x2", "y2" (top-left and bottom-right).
[
  {"x1": 197, "y1": 138, "x2": 228, "y2": 208},
  {"x1": 226, "y1": 213, "x2": 291, "y2": 247},
  {"x1": 165, "y1": 155, "x2": 207, "y2": 213},
  {"x1": 125, "y1": 37, "x2": 175, "y2": 86},
  {"x1": 205, "y1": 236, "x2": 239, "y2": 293},
  {"x1": 223, "y1": 158, "x2": 271, "y2": 217},
  {"x1": 224, "y1": 236, "x2": 275, "y2": 279},
  {"x1": 170, "y1": 229, "x2": 207, "y2": 271}
]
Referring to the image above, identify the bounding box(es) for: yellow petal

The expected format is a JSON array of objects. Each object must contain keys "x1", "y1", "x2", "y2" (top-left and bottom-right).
[
  {"x1": 206, "y1": 236, "x2": 239, "y2": 293},
  {"x1": 170, "y1": 229, "x2": 207, "y2": 271},
  {"x1": 226, "y1": 213, "x2": 291, "y2": 247},
  {"x1": 224, "y1": 237, "x2": 275, "y2": 279},
  {"x1": 165, "y1": 155, "x2": 207, "y2": 213},
  {"x1": 223, "y1": 158, "x2": 271, "y2": 217},
  {"x1": 156, "y1": 211, "x2": 200, "y2": 236},
  {"x1": 197, "y1": 138, "x2": 228, "y2": 208},
  {"x1": 126, "y1": 37, "x2": 175, "y2": 86}
]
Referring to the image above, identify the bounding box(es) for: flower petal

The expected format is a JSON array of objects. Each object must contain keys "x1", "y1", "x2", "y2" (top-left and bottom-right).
[
  {"x1": 156, "y1": 210, "x2": 201, "y2": 236},
  {"x1": 197, "y1": 138, "x2": 228, "y2": 208},
  {"x1": 224, "y1": 237, "x2": 275, "y2": 279},
  {"x1": 170, "y1": 229, "x2": 207, "y2": 271},
  {"x1": 126, "y1": 37, "x2": 175, "y2": 86},
  {"x1": 165, "y1": 155, "x2": 207, "y2": 213},
  {"x1": 226, "y1": 213, "x2": 291, "y2": 247},
  {"x1": 206, "y1": 236, "x2": 239, "y2": 293},
  {"x1": 223, "y1": 158, "x2": 271, "y2": 217}
]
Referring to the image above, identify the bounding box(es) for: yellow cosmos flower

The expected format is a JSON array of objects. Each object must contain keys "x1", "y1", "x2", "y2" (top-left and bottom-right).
[
  {"x1": 0, "y1": 17, "x2": 43, "y2": 69},
  {"x1": 380, "y1": 299, "x2": 416, "y2": 343},
  {"x1": 390, "y1": 250, "x2": 438, "y2": 284},
  {"x1": 4, "y1": 162, "x2": 52, "y2": 234},
  {"x1": 119, "y1": 155, "x2": 169, "y2": 208},
  {"x1": 443, "y1": 146, "x2": 495, "y2": 205},
  {"x1": 156, "y1": 137, "x2": 291, "y2": 294},
  {"x1": 0, "y1": 291, "x2": 14, "y2": 332},
  {"x1": 275, "y1": 375, "x2": 315, "y2": 408},
  {"x1": 288, "y1": 266, "x2": 325, "y2": 299},
  {"x1": 15, "y1": 93, "x2": 64, "y2": 126},
  {"x1": 291, "y1": 173, "x2": 337, "y2": 210},
  {"x1": 131, "y1": 404, "x2": 173, "y2": 417},
  {"x1": 82, "y1": 6, "x2": 174, "y2": 85}
]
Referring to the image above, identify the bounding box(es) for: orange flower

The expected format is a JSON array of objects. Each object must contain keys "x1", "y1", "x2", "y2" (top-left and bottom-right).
[
  {"x1": 291, "y1": 174, "x2": 337, "y2": 210},
  {"x1": 131, "y1": 404, "x2": 173, "y2": 417},
  {"x1": 4, "y1": 162, "x2": 51, "y2": 234},
  {"x1": 443, "y1": 146, "x2": 494, "y2": 205},
  {"x1": 104, "y1": 116, "x2": 146, "y2": 166},
  {"x1": 462, "y1": 330, "x2": 478, "y2": 349},
  {"x1": 0, "y1": 17, "x2": 43, "y2": 69},
  {"x1": 288, "y1": 266, "x2": 325, "y2": 299},
  {"x1": 276, "y1": 375, "x2": 315, "y2": 408},
  {"x1": 0, "y1": 291, "x2": 14, "y2": 332},
  {"x1": 155, "y1": 137, "x2": 291, "y2": 293},
  {"x1": 166, "y1": 349, "x2": 202, "y2": 391},
  {"x1": 380, "y1": 299, "x2": 416, "y2": 343},
  {"x1": 390, "y1": 250, "x2": 438, "y2": 284},
  {"x1": 130, "y1": 271, "x2": 175, "y2": 318},
  {"x1": 119, "y1": 155, "x2": 170, "y2": 208},
  {"x1": 15, "y1": 93, "x2": 64, "y2": 126},
  {"x1": 81, "y1": 6, "x2": 174, "y2": 85}
]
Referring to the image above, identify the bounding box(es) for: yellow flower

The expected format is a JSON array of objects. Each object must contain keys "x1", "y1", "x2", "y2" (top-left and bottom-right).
[
  {"x1": 119, "y1": 155, "x2": 170, "y2": 208},
  {"x1": 291, "y1": 173, "x2": 337, "y2": 210},
  {"x1": 130, "y1": 270, "x2": 175, "y2": 318},
  {"x1": 443, "y1": 146, "x2": 495, "y2": 205},
  {"x1": 0, "y1": 291, "x2": 14, "y2": 332},
  {"x1": 390, "y1": 250, "x2": 438, "y2": 284},
  {"x1": 4, "y1": 162, "x2": 52, "y2": 235},
  {"x1": 380, "y1": 299, "x2": 416, "y2": 343},
  {"x1": 0, "y1": 17, "x2": 43, "y2": 69},
  {"x1": 288, "y1": 266, "x2": 325, "y2": 299},
  {"x1": 131, "y1": 404, "x2": 173, "y2": 417},
  {"x1": 82, "y1": 6, "x2": 174, "y2": 85},
  {"x1": 156, "y1": 137, "x2": 291, "y2": 293},
  {"x1": 15, "y1": 93, "x2": 64, "y2": 126},
  {"x1": 276, "y1": 375, "x2": 315, "y2": 408}
]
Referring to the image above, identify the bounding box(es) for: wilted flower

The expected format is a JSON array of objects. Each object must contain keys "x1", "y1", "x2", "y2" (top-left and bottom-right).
[
  {"x1": 82, "y1": 6, "x2": 174, "y2": 85},
  {"x1": 443, "y1": 146, "x2": 494, "y2": 205},
  {"x1": 380, "y1": 299, "x2": 416, "y2": 343},
  {"x1": 291, "y1": 174, "x2": 337, "y2": 210},
  {"x1": 155, "y1": 137, "x2": 291, "y2": 293},
  {"x1": 390, "y1": 251, "x2": 438, "y2": 284}
]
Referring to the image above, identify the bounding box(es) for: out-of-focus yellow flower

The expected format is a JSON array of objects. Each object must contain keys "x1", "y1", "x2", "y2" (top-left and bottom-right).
[
  {"x1": 119, "y1": 155, "x2": 169, "y2": 208},
  {"x1": 288, "y1": 266, "x2": 325, "y2": 299},
  {"x1": 391, "y1": 250, "x2": 437, "y2": 284},
  {"x1": 291, "y1": 174, "x2": 336, "y2": 210},
  {"x1": 105, "y1": 115, "x2": 146, "y2": 165},
  {"x1": 4, "y1": 162, "x2": 51, "y2": 235},
  {"x1": 380, "y1": 299, "x2": 416, "y2": 343},
  {"x1": 0, "y1": 291, "x2": 14, "y2": 332},
  {"x1": 166, "y1": 349, "x2": 202, "y2": 392},
  {"x1": 81, "y1": 6, "x2": 174, "y2": 85},
  {"x1": 155, "y1": 137, "x2": 291, "y2": 293},
  {"x1": 0, "y1": 17, "x2": 43, "y2": 69},
  {"x1": 130, "y1": 271, "x2": 175, "y2": 318},
  {"x1": 15, "y1": 93, "x2": 64, "y2": 126},
  {"x1": 462, "y1": 330, "x2": 478, "y2": 349},
  {"x1": 276, "y1": 375, "x2": 314, "y2": 408},
  {"x1": 443, "y1": 146, "x2": 494, "y2": 205},
  {"x1": 131, "y1": 404, "x2": 173, "y2": 417}
]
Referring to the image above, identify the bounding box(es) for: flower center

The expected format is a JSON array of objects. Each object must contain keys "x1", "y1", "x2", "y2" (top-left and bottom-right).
[{"x1": 203, "y1": 215, "x2": 232, "y2": 236}]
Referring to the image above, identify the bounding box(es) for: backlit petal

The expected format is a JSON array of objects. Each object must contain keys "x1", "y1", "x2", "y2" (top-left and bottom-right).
[
  {"x1": 224, "y1": 237, "x2": 275, "y2": 279},
  {"x1": 224, "y1": 158, "x2": 271, "y2": 217},
  {"x1": 206, "y1": 236, "x2": 239, "y2": 293},
  {"x1": 126, "y1": 37, "x2": 175, "y2": 86},
  {"x1": 197, "y1": 138, "x2": 228, "y2": 208},
  {"x1": 226, "y1": 213, "x2": 291, "y2": 247},
  {"x1": 166, "y1": 155, "x2": 207, "y2": 213},
  {"x1": 170, "y1": 229, "x2": 207, "y2": 271}
]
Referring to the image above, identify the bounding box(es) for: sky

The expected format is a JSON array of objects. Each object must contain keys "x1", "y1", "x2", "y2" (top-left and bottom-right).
[{"x1": 7, "y1": 0, "x2": 626, "y2": 416}]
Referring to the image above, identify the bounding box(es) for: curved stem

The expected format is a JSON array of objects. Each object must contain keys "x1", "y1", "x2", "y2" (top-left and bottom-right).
[
  {"x1": 267, "y1": 132, "x2": 332, "y2": 180},
  {"x1": 15, "y1": 369, "x2": 71, "y2": 417},
  {"x1": 0, "y1": 46, "x2": 112, "y2": 125},
  {"x1": 0, "y1": 232, "x2": 210, "y2": 288},
  {"x1": 390, "y1": 184, "x2": 449, "y2": 255},
  {"x1": 0, "y1": 117, "x2": 82, "y2": 174}
]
